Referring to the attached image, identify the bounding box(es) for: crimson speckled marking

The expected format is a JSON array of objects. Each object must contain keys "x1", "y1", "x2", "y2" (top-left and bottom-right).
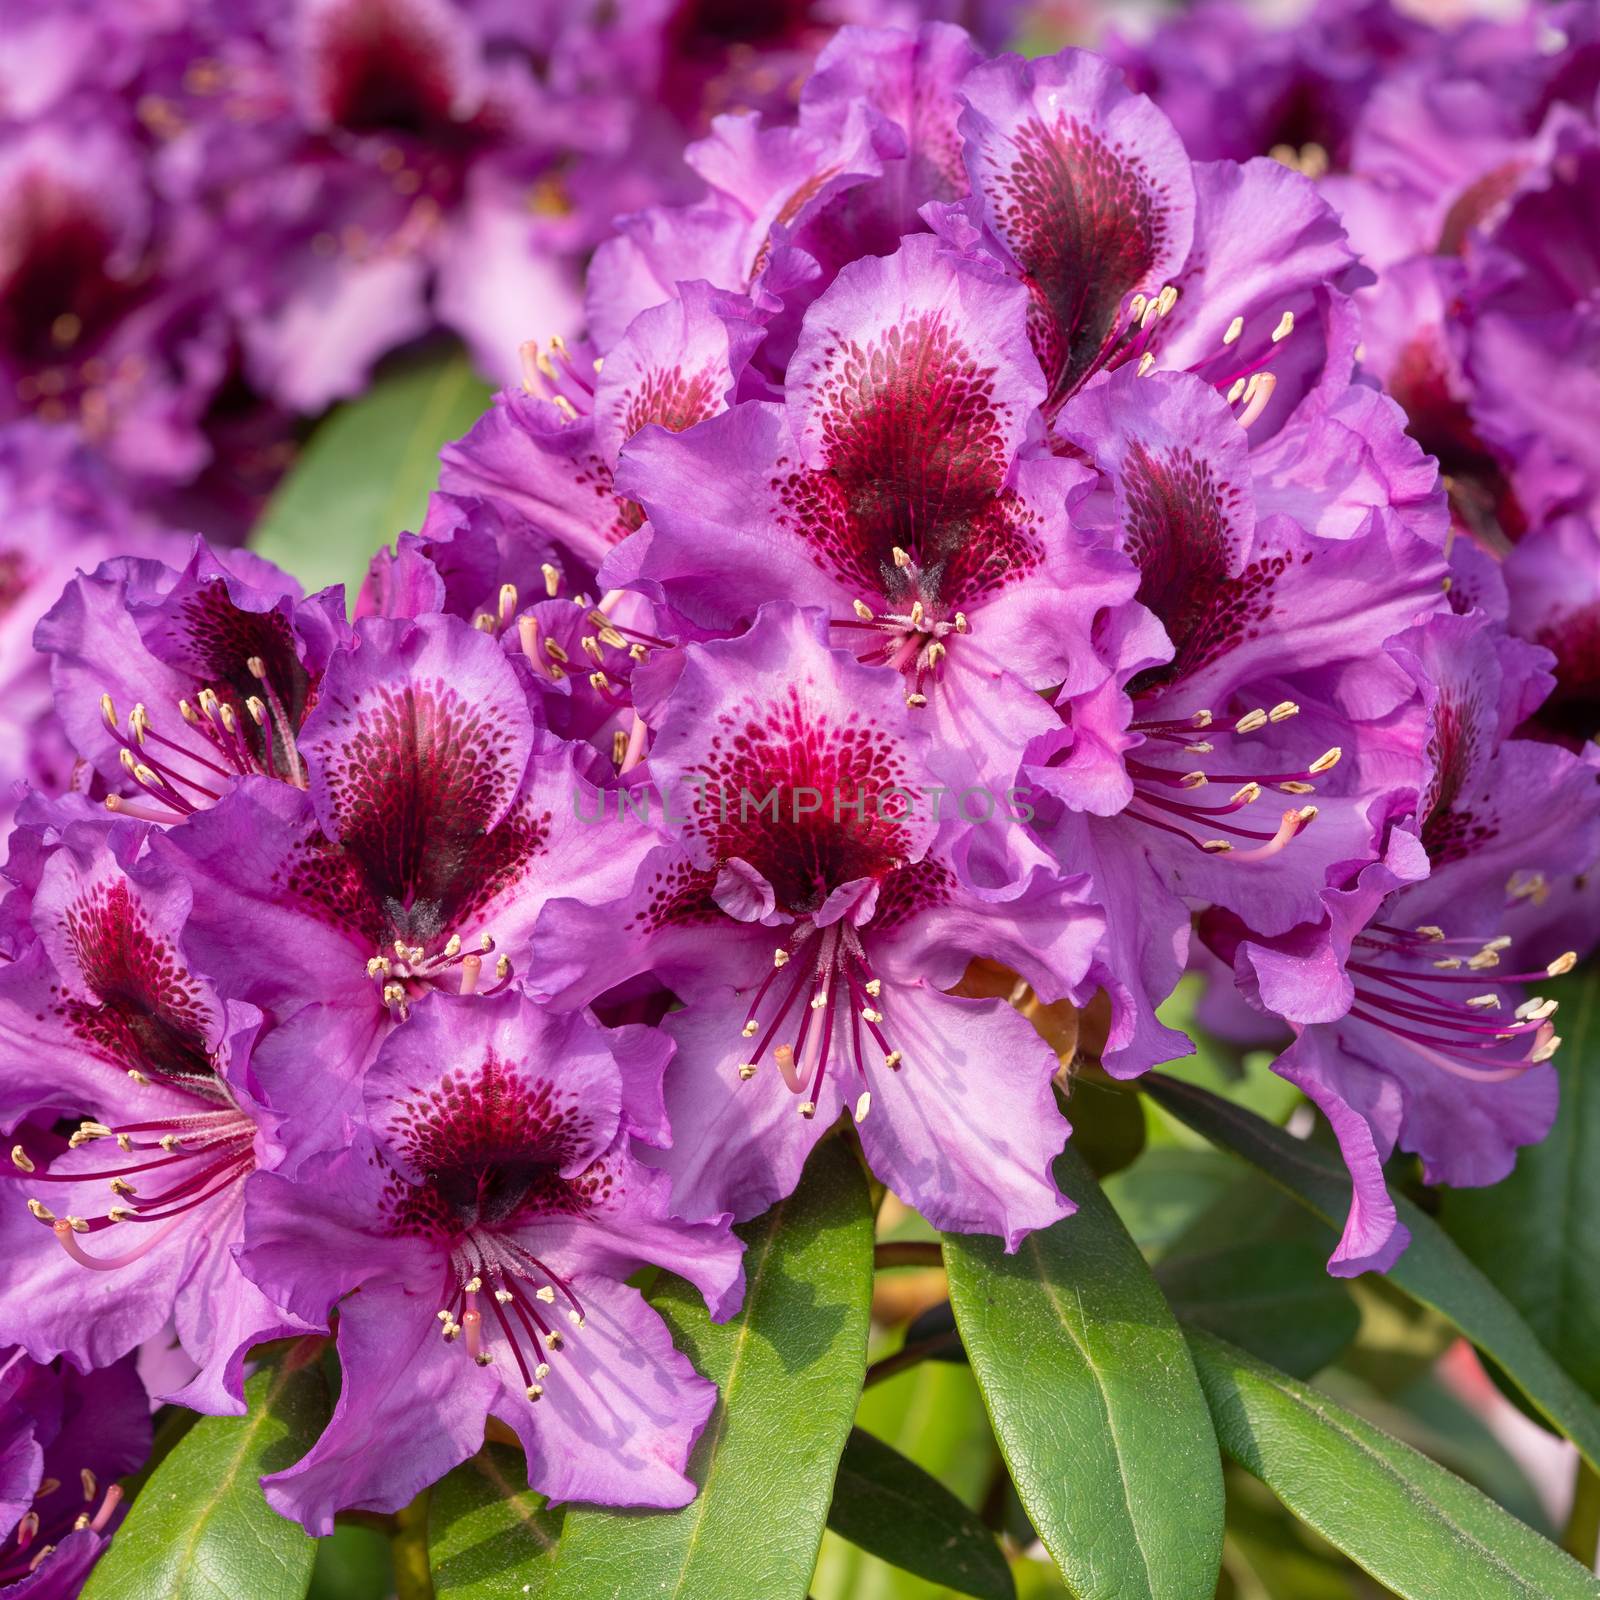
[
  {"x1": 629, "y1": 857, "x2": 723, "y2": 935},
  {"x1": 983, "y1": 114, "x2": 1171, "y2": 401},
  {"x1": 689, "y1": 681, "x2": 915, "y2": 915},
  {"x1": 775, "y1": 311, "x2": 1042, "y2": 606},
  {"x1": 314, "y1": 676, "x2": 524, "y2": 888},
  {"x1": 60, "y1": 879, "x2": 216, "y2": 1081},
  {"x1": 381, "y1": 1050, "x2": 611, "y2": 1236}
]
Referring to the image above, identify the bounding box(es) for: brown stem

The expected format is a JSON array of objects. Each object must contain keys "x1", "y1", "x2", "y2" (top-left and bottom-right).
[
  {"x1": 864, "y1": 1333, "x2": 960, "y2": 1389},
  {"x1": 873, "y1": 1240, "x2": 943, "y2": 1270}
]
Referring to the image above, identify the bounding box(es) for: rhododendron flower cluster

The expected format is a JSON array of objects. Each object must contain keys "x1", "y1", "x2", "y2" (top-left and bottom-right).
[
  {"x1": 1, "y1": 9, "x2": 1599, "y2": 1584},
  {"x1": 0, "y1": 0, "x2": 1013, "y2": 916}
]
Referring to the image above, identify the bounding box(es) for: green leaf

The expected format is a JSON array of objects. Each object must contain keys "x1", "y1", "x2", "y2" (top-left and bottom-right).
[
  {"x1": 1065, "y1": 1075, "x2": 1146, "y2": 1179},
  {"x1": 1187, "y1": 1329, "x2": 1600, "y2": 1600},
  {"x1": 826, "y1": 1428, "x2": 1013, "y2": 1600},
  {"x1": 1441, "y1": 966, "x2": 1600, "y2": 1398},
  {"x1": 814, "y1": 1354, "x2": 1001, "y2": 1600},
  {"x1": 428, "y1": 1442, "x2": 561, "y2": 1598},
  {"x1": 83, "y1": 1342, "x2": 330, "y2": 1600},
  {"x1": 1158, "y1": 1240, "x2": 1358, "y2": 1379},
  {"x1": 1102, "y1": 1147, "x2": 1243, "y2": 1257},
  {"x1": 943, "y1": 1141, "x2": 1224, "y2": 1600},
  {"x1": 252, "y1": 346, "x2": 492, "y2": 599},
  {"x1": 1145, "y1": 1072, "x2": 1600, "y2": 1472},
  {"x1": 542, "y1": 1136, "x2": 874, "y2": 1600},
  {"x1": 308, "y1": 1522, "x2": 394, "y2": 1600}
]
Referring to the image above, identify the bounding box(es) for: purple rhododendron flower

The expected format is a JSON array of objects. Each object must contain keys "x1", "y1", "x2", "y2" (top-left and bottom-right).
[
  {"x1": 0, "y1": 1349, "x2": 149, "y2": 1598},
  {"x1": 0, "y1": 812, "x2": 306, "y2": 1415},
  {"x1": 2, "y1": 6, "x2": 1600, "y2": 1566},
  {"x1": 238, "y1": 988, "x2": 741, "y2": 1532},
  {"x1": 0, "y1": 426, "x2": 183, "y2": 834},
  {"x1": 151, "y1": 609, "x2": 659, "y2": 1152},
  {"x1": 532, "y1": 605, "x2": 1103, "y2": 1246},
  {"x1": 1212, "y1": 611, "x2": 1600, "y2": 1274},
  {"x1": 419, "y1": 15, "x2": 1600, "y2": 1273},
  {"x1": 37, "y1": 539, "x2": 347, "y2": 825}
]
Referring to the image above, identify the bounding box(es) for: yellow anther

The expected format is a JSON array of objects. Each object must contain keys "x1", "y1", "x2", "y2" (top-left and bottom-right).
[{"x1": 1223, "y1": 316, "x2": 1244, "y2": 346}]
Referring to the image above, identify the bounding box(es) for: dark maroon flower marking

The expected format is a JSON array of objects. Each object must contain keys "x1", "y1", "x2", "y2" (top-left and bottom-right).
[
  {"x1": 376, "y1": 1053, "x2": 611, "y2": 1402},
  {"x1": 60, "y1": 879, "x2": 215, "y2": 1085},
  {"x1": 0, "y1": 174, "x2": 131, "y2": 377},
  {"x1": 1531, "y1": 603, "x2": 1600, "y2": 745},
  {"x1": 311, "y1": 0, "x2": 463, "y2": 137},
  {"x1": 1387, "y1": 338, "x2": 1525, "y2": 546},
  {"x1": 686, "y1": 683, "x2": 917, "y2": 915},
  {"x1": 983, "y1": 115, "x2": 1175, "y2": 404},
  {"x1": 17, "y1": 885, "x2": 257, "y2": 1277},
  {"x1": 311, "y1": 677, "x2": 547, "y2": 944},
  {"x1": 778, "y1": 313, "x2": 1040, "y2": 607}
]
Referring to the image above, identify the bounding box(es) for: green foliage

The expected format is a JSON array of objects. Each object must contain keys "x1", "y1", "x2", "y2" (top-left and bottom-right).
[
  {"x1": 1441, "y1": 967, "x2": 1600, "y2": 1397},
  {"x1": 536, "y1": 1135, "x2": 873, "y2": 1600},
  {"x1": 944, "y1": 1142, "x2": 1225, "y2": 1600},
  {"x1": 826, "y1": 1428, "x2": 1014, "y2": 1600},
  {"x1": 252, "y1": 345, "x2": 492, "y2": 600},
  {"x1": 83, "y1": 1342, "x2": 329, "y2": 1600},
  {"x1": 1189, "y1": 1330, "x2": 1600, "y2": 1598},
  {"x1": 428, "y1": 1443, "x2": 561, "y2": 1598},
  {"x1": 1146, "y1": 1070, "x2": 1600, "y2": 1472}
]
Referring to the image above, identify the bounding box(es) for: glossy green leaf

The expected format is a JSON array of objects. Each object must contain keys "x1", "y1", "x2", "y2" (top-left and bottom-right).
[
  {"x1": 1441, "y1": 967, "x2": 1600, "y2": 1397},
  {"x1": 1188, "y1": 1330, "x2": 1600, "y2": 1599},
  {"x1": 826, "y1": 1427, "x2": 1013, "y2": 1600},
  {"x1": 1145, "y1": 1072, "x2": 1600, "y2": 1472},
  {"x1": 428, "y1": 1443, "x2": 561, "y2": 1598},
  {"x1": 83, "y1": 1342, "x2": 330, "y2": 1600},
  {"x1": 944, "y1": 1142, "x2": 1224, "y2": 1600},
  {"x1": 1158, "y1": 1240, "x2": 1358, "y2": 1379},
  {"x1": 542, "y1": 1136, "x2": 873, "y2": 1600},
  {"x1": 252, "y1": 346, "x2": 492, "y2": 598}
]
